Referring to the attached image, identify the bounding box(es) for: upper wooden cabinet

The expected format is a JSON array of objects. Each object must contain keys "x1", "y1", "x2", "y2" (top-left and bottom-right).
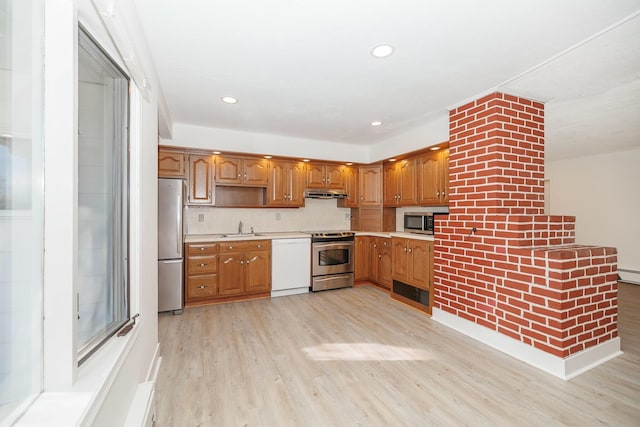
[
  {"x1": 187, "y1": 154, "x2": 214, "y2": 205},
  {"x1": 384, "y1": 159, "x2": 417, "y2": 207},
  {"x1": 417, "y1": 149, "x2": 449, "y2": 206},
  {"x1": 216, "y1": 156, "x2": 269, "y2": 187},
  {"x1": 158, "y1": 149, "x2": 186, "y2": 178},
  {"x1": 358, "y1": 165, "x2": 382, "y2": 206},
  {"x1": 267, "y1": 160, "x2": 305, "y2": 207},
  {"x1": 306, "y1": 163, "x2": 344, "y2": 190},
  {"x1": 338, "y1": 165, "x2": 359, "y2": 208}
]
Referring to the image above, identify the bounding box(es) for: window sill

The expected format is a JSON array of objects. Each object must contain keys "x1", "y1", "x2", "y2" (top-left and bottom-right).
[{"x1": 13, "y1": 320, "x2": 142, "y2": 426}]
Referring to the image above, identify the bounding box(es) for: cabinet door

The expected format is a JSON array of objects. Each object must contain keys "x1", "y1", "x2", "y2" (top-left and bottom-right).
[
  {"x1": 218, "y1": 252, "x2": 245, "y2": 295},
  {"x1": 245, "y1": 249, "x2": 271, "y2": 293},
  {"x1": 158, "y1": 149, "x2": 185, "y2": 178},
  {"x1": 216, "y1": 156, "x2": 243, "y2": 185},
  {"x1": 359, "y1": 165, "x2": 382, "y2": 206},
  {"x1": 340, "y1": 166, "x2": 359, "y2": 208},
  {"x1": 305, "y1": 163, "x2": 326, "y2": 189},
  {"x1": 288, "y1": 162, "x2": 306, "y2": 206},
  {"x1": 243, "y1": 158, "x2": 269, "y2": 186},
  {"x1": 383, "y1": 163, "x2": 399, "y2": 206},
  {"x1": 408, "y1": 240, "x2": 429, "y2": 290},
  {"x1": 368, "y1": 238, "x2": 379, "y2": 282},
  {"x1": 439, "y1": 150, "x2": 449, "y2": 204},
  {"x1": 391, "y1": 238, "x2": 409, "y2": 283},
  {"x1": 378, "y1": 238, "x2": 392, "y2": 289},
  {"x1": 354, "y1": 236, "x2": 369, "y2": 281},
  {"x1": 325, "y1": 164, "x2": 344, "y2": 190},
  {"x1": 188, "y1": 154, "x2": 214, "y2": 205},
  {"x1": 267, "y1": 160, "x2": 288, "y2": 206},
  {"x1": 417, "y1": 152, "x2": 440, "y2": 205},
  {"x1": 398, "y1": 159, "x2": 417, "y2": 206}
]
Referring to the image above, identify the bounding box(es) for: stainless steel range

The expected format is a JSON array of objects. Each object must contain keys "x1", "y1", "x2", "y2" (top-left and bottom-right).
[{"x1": 310, "y1": 231, "x2": 355, "y2": 291}]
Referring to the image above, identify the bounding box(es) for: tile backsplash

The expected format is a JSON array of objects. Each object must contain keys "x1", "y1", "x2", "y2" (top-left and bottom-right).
[{"x1": 186, "y1": 198, "x2": 351, "y2": 234}]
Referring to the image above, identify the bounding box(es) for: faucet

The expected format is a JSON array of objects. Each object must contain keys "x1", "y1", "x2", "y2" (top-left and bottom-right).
[{"x1": 238, "y1": 221, "x2": 243, "y2": 234}]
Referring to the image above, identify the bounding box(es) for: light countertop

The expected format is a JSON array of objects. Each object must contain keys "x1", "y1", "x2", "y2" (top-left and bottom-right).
[
  {"x1": 185, "y1": 232, "x2": 311, "y2": 243},
  {"x1": 355, "y1": 231, "x2": 435, "y2": 241}
]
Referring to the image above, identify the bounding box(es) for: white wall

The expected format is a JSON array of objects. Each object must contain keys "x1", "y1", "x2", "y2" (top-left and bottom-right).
[
  {"x1": 546, "y1": 147, "x2": 640, "y2": 283},
  {"x1": 186, "y1": 198, "x2": 350, "y2": 235}
]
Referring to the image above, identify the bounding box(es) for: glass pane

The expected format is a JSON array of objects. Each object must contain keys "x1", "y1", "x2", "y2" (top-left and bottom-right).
[
  {"x1": 0, "y1": 0, "x2": 44, "y2": 422},
  {"x1": 319, "y1": 249, "x2": 349, "y2": 266},
  {"x1": 77, "y1": 29, "x2": 129, "y2": 358}
]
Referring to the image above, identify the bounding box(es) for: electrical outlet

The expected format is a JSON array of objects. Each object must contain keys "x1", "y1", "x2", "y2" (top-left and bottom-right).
[
  {"x1": 198, "y1": 213, "x2": 205, "y2": 222},
  {"x1": 275, "y1": 212, "x2": 281, "y2": 221}
]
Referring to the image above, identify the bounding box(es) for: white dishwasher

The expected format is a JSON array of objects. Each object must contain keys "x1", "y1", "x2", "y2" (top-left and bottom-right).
[{"x1": 271, "y1": 238, "x2": 311, "y2": 297}]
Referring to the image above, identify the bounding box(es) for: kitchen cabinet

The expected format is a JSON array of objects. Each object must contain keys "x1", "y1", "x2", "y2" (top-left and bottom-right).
[
  {"x1": 219, "y1": 240, "x2": 271, "y2": 296},
  {"x1": 185, "y1": 243, "x2": 218, "y2": 304},
  {"x1": 368, "y1": 237, "x2": 391, "y2": 289},
  {"x1": 267, "y1": 160, "x2": 305, "y2": 207},
  {"x1": 306, "y1": 162, "x2": 344, "y2": 190},
  {"x1": 417, "y1": 149, "x2": 449, "y2": 206},
  {"x1": 187, "y1": 153, "x2": 215, "y2": 205},
  {"x1": 358, "y1": 165, "x2": 382, "y2": 206},
  {"x1": 391, "y1": 238, "x2": 431, "y2": 290},
  {"x1": 338, "y1": 165, "x2": 359, "y2": 208},
  {"x1": 216, "y1": 155, "x2": 269, "y2": 187},
  {"x1": 354, "y1": 236, "x2": 369, "y2": 281},
  {"x1": 384, "y1": 159, "x2": 417, "y2": 207},
  {"x1": 158, "y1": 148, "x2": 186, "y2": 178}
]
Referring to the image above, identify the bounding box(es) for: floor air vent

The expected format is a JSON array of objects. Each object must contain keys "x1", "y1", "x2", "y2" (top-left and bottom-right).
[{"x1": 392, "y1": 280, "x2": 430, "y2": 309}]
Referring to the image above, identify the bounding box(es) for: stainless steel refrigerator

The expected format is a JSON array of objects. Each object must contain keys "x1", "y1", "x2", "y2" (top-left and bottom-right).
[{"x1": 158, "y1": 178, "x2": 184, "y2": 313}]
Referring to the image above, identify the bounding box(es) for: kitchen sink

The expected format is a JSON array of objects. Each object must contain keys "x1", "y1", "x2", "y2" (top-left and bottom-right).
[{"x1": 221, "y1": 233, "x2": 263, "y2": 238}]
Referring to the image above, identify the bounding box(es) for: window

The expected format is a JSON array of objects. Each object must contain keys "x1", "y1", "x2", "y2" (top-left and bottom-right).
[
  {"x1": 77, "y1": 28, "x2": 130, "y2": 362},
  {"x1": 0, "y1": 0, "x2": 44, "y2": 422}
]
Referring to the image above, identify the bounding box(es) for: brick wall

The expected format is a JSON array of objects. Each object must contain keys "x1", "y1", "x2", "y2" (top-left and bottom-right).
[{"x1": 435, "y1": 92, "x2": 618, "y2": 359}]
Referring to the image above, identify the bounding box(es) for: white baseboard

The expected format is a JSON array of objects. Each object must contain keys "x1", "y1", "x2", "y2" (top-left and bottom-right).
[
  {"x1": 271, "y1": 287, "x2": 309, "y2": 298},
  {"x1": 145, "y1": 342, "x2": 162, "y2": 383},
  {"x1": 618, "y1": 268, "x2": 640, "y2": 285},
  {"x1": 432, "y1": 308, "x2": 622, "y2": 380}
]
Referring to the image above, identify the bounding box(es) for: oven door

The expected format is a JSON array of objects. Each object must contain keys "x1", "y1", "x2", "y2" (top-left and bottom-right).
[{"x1": 312, "y1": 241, "x2": 354, "y2": 276}]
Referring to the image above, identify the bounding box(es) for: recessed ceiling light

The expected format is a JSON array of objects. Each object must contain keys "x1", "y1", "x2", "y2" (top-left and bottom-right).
[
  {"x1": 213, "y1": 151, "x2": 221, "y2": 155},
  {"x1": 372, "y1": 44, "x2": 394, "y2": 58},
  {"x1": 430, "y1": 146, "x2": 440, "y2": 151},
  {"x1": 303, "y1": 159, "x2": 310, "y2": 162},
  {"x1": 346, "y1": 162, "x2": 353, "y2": 166},
  {"x1": 389, "y1": 158, "x2": 397, "y2": 162},
  {"x1": 221, "y1": 96, "x2": 238, "y2": 104},
  {"x1": 264, "y1": 155, "x2": 272, "y2": 159},
  {"x1": 370, "y1": 121, "x2": 383, "y2": 126}
]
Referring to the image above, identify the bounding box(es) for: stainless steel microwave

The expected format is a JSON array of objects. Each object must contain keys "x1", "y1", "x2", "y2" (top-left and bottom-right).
[{"x1": 404, "y1": 212, "x2": 447, "y2": 235}]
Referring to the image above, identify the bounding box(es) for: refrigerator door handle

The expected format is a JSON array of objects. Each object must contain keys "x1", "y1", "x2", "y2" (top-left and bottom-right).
[{"x1": 159, "y1": 259, "x2": 182, "y2": 264}]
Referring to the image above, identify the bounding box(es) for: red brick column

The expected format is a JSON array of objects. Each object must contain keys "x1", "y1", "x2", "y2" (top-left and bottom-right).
[{"x1": 434, "y1": 92, "x2": 618, "y2": 360}]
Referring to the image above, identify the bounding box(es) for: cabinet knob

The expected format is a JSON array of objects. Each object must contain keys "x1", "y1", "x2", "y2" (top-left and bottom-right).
[
  {"x1": 257, "y1": 244, "x2": 261, "y2": 248},
  {"x1": 238, "y1": 173, "x2": 241, "y2": 177},
  {"x1": 378, "y1": 254, "x2": 382, "y2": 258},
  {"x1": 199, "y1": 263, "x2": 206, "y2": 267},
  {"x1": 197, "y1": 285, "x2": 207, "y2": 289},
  {"x1": 408, "y1": 248, "x2": 413, "y2": 253},
  {"x1": 246, "y1": 259, "x2": 250, "y2": 264},
  {"x1": 442, "y1": 191, "x2": 446, "y2": 197},
  {"x1": 404, "y1": 247, "x2": 407, "y2": 252},
  {"x1": 228, "y1": 246, "x2": 233, "y2": 250},
  {"x1": 200, "y1": 247, "x2": 205, "y2": 251},
  {"x1": 360, "y1": 196, "x2": 364, "y2": 200},
  {"x1": 240, "y1": 260, "x2": 244, "y2": 264},
  {"x1": 436, "y1": 191, "x2": 440, "y2": 196}
]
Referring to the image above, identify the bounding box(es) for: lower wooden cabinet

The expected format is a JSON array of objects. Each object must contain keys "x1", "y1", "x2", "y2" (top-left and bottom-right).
[
  {"x1": 360, "y1": 236, "x2": 391, "y2": 290},
  {"x1": 218, "y1": 240, "x2": 271, "y2": 297},
  {"x1": 354, "y1": 236, "x2": 369, "y2": 281},
  {"x1": 185, "y1": 243, "x2": 219, "y2": 303},
  {"x1": 391, "y1": 237, "x2": 434, "y2": 314},
  {"x1": 185, "y1": 240, "x2": 271, "y2": 306}
]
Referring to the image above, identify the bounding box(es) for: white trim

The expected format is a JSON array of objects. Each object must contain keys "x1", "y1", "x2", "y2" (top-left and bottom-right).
[
  {"x1": 271, "y1": 288, "x2": 310, "y2": 298},
  {"x1": 145, "y1": 343, "x2": 162, "y2": 383},
  {"x1": 432, "y1": 308, "x2": 622, "y2": 380},
  {"x1": 618, "y1": 269, "x2": 640, "y2": 285}
]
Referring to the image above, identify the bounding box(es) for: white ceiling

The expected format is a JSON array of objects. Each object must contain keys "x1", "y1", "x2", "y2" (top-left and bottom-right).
[{"x1": 133, "y1": 0, "x2": 640, "y2": 161}]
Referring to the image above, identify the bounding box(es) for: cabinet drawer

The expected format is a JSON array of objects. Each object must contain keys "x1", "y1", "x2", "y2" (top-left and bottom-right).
[
  {"x1": 187, "y1": 255, "x2": 217, "y2": 275},
  {"x1": 219, "y1": 240, "x2": 271, "y2": 253},
  {"x1": 187, "y1": 243, "x2": 218, "y2": 255},
  {"x1": 186, "y1": 274, "x2": 217, "y2": 300}
]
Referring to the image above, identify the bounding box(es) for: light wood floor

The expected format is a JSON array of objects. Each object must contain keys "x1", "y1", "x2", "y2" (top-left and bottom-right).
[{"x1": 155, "y1": 283, "x2": 640, "y2": 426}]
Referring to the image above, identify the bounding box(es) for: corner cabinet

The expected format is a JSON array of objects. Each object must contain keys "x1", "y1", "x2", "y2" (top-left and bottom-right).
[
  {"x1": 391, "y1": 237, "x2": 434, "y2": 314},
  {"x1": 158, "y1": 148, "x2": 186, "y2": 178},
  {"x1": 267, "y1": 160, "x2": 306, "y2": 207},
  {"x1": 338, "y1": 165, "x2": 359, "y2": 208},
  {"x1": 187, "y1": 153, "x2": 215, "y2": 205},
  {"x1": 417, "y1": 149, "x2": 449, "y2": 206},
  {"x1": 358, "y1": 165, "x2": 382, "y2": 206},
  {"x1": 218, "y1": 240, "x2": 271, "y2": 297}
]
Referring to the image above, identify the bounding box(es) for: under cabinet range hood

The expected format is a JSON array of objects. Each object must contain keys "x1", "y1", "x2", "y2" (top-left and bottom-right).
[{"x1": 304, "y1": 189, "x2": 348, "y2": 199}]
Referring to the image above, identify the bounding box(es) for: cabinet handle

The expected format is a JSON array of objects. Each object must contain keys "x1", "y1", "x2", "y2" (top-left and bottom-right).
[
  {"x1": 360, "y1": 196, "x2": 364, "y2": 200},
  {"x1": 238, "y1": 173, "x2": 241, "y2": 177},
  {"x1": 436, "y1": 191, "x2": 440, "y2": 196},
  {"x1": 244, "y1": 173, "x2": 247, "y2": 178},
  {"x1": 240, "y1": 260, "x2": 244, "y2": 264},
  {"x1": 408, "y1": 248, "x2": 413, "y2": 253},
  {"x1": 246, "y1": 259, "x2": 250, "y2": 264},
  {"x1": 228, "y1": 246, "x2": 233, "y2": 250},
  {"x1": 197, "y1": 285, "x2": 207, "y2": 289},
  {"x1": 404, "y1": 247, "x2": 407, "y2": 252},
  {"x1": 200, "y1": 247, "x2": 205, "y2": 251},
  {"x1": 374, "y1": 244, "x2": 377, "y2": 248},
  {"x1": 378, "y1": 254, "x2": 382, "y2": 258},
  {"x1": 257, "y1": 244, "x2": 261, "y2": 248},
  {"x1": 442, "y1": 191, "x2": 446, "y2": 197},
  {"x1": 199, "y1": 263, "x2": 206, "y2": 267}
]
